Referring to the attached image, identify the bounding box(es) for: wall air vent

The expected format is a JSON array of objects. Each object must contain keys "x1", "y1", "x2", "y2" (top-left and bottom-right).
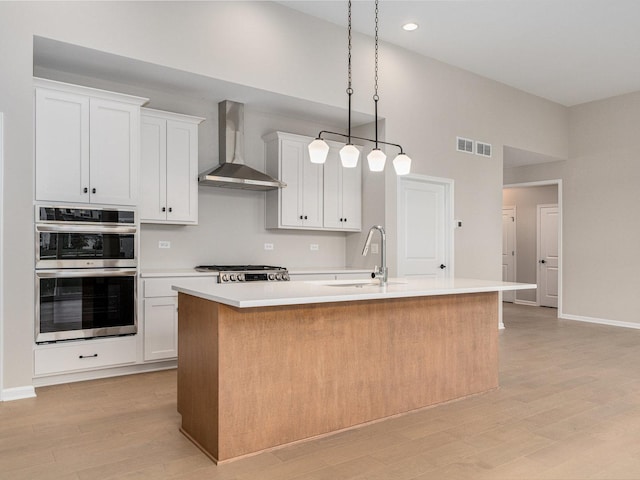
[
  {"x1": 476, "y1": 142, "x2": 492, "y2": 157},
  {"x1": 456, "y1": 136, "x2": 474, "y2": 154}
]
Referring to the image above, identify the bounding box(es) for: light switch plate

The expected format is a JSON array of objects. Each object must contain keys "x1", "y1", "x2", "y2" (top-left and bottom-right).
[
  {"x1": 310, "y1": 244, "x2": 319, "y2": 251},
  {"x1": 371, "y1": 243, "x2": 379, "y2": 254},
  {"x1": 158, "y1": 241, "x2": 171, "y2": 249}
]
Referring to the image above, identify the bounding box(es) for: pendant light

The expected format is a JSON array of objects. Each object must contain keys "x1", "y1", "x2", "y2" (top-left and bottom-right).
[
  {"x1": 339, "y1": 0, "x2": 360, "y2": 168},
  {"x1": 308, "y1": 0, "x2": 411, "y2": 176},
  {"x1": 366, "y1": 0, "x2": 386, "y2": 172}
]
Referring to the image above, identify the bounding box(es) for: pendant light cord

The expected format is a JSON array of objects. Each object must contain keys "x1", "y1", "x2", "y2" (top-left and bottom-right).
[
  {"x1": 373, "y1": 0, "x2": 380, "y2": 149},
  {"x1": 347, "y1": 0, "x2": 353, "y2": 144}
]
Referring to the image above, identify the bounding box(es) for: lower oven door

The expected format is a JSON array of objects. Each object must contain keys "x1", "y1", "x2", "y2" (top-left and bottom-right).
[{"x1": 36, "y1": 268, "x2": 137, "y2": 343}]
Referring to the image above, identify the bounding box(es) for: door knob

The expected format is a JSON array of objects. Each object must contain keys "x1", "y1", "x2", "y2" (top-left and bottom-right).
[
  {"x1": 540, "y1": 259, "x2": 546, "y2": 264},
  {"x1": 439, "y1": 264, "x2": 446, "y2": 269}
]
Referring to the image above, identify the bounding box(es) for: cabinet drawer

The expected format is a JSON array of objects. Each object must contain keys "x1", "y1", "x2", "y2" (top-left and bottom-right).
[
  {"x1": 144, "y1": 276, "x2": 216, "y2": 298},
  {"x1": 34, "y1": 336, "x2": 137, "y2": 376}
]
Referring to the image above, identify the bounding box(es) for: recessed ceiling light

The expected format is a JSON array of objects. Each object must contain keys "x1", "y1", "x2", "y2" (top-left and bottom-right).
[{"x1": 402, "y1": 23, "x2": 419, "y2": 32}]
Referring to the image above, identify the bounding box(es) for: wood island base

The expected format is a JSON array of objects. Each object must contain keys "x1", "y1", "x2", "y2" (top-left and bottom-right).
[{"x1": 177, "y1": 291, "x2": 499, "y2": 463}]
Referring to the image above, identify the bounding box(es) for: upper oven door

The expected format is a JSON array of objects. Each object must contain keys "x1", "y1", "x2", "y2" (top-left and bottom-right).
[{"x1": 36, "y1": 224, "x2": 137, "y2": 269}]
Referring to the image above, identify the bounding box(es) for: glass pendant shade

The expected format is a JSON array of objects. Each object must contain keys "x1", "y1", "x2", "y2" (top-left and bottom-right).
[
  {"x1": 393, "y1": 153, "x2": 411, "y2": 175},
  {"x1": 367, "y1": 148, "x2": 387, "y2": 172},
  {"x1": 340, "y1": 144, "x2": 360, "y2": 168},
  {"x1": 308, "y1": 138, "x2": 330, "y2": 164}
]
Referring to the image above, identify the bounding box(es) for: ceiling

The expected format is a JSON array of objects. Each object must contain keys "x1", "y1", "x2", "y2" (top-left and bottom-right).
[{"x1": 279, "y1": 0, "x2": 640, "y2": 107}]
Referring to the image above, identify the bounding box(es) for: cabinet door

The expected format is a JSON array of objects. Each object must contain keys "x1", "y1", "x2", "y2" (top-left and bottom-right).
[
  {"x1": 144, "y1": 297, "x2": 178, "y2": 361},
  {"x1": 322, "y1": 146, "x2": 342, "y2": 229},
  {"x1": 279, "y1": 138, "x2": 304, "y2": 227},
  {"x1": 166, "y1": 120, "x2": 198, "y2": 224},
  {"x1": 89, "y1": 98, "x2": 139, "y2": 205},
  {"x1": 340, "y1": 158, "x2": 362, "y2": 231},
  {"x1": 140, "y1": 115, "x2": 167, "y2": 221},
  {"x1": 35, "y1": 88, "x2": 90, "y2": 203},
  {"x1": 323, "y1": 147, "x2": 361, "y2": 231},
  {"x1": 301, "y1": 148, "x2": 324, "y2": 228}
]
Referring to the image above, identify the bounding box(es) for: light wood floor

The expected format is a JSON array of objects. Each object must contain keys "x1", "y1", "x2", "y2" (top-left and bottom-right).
[{"x1": 2, "y1": 304, "x2": 640, "y2": 479}]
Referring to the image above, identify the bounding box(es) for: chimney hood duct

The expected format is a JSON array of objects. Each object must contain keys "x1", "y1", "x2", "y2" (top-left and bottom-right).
[{"x1": 198, "y1": 101, "x2": 286, "y2": 191}]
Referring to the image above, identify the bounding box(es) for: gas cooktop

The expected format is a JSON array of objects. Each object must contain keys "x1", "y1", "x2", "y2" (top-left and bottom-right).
[{"x1": 195, "y1": 265, "x2": 289, "y2": 283}]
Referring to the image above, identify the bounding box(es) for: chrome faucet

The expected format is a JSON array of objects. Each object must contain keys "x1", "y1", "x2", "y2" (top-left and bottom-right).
[{"x1": 362, "y1": 225, "x2": 388, "y2": 286}]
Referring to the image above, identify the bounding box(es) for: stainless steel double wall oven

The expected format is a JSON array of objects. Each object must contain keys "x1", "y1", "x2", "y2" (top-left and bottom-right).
[{"x1": 35, "y1": 206, "x2": 137, "y2": 343}]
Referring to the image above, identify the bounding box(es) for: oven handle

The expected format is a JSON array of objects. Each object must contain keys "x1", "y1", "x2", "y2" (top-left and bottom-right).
[
  {"x1": 35, "y1": 268, "x2": 137, "y2": 278},
  {"x1": 36, "y1": 224, "x2": 137, "y2": 234}
]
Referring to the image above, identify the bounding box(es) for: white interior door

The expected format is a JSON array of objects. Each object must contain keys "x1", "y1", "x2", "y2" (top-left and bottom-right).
[
  {"x1": 502, "y1": 207, "x2": 516, "y2": 302},
  {"x1": 397, "y1": 175, "x2": 452, "y2": 278},
  {"x1": 538, "y1": 204, "x2": 559, "y2": 308}
]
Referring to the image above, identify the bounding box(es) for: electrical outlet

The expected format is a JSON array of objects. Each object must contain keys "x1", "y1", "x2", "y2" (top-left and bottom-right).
[
  {"x1": 310, "y1": 244, "x2": 319, "y2": 251},
  {"x1": 264, "y1": 243, "x2": 274, "y2": 251},
  {"x1": 158, "y1": 241, "x2": 171, "y2": 249},
  {"x1": 371, "y1": 243, "x2": 379, "y2": 254}
]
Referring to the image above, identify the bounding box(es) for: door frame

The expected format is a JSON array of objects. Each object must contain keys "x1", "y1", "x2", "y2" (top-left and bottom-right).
[
  {"x1": 396, "y1": 174, "x2": 454, "y2": 277},
  {"x1": 537, "y1": 203, "x2": 559, "y2": 307},
  {"x1": 502, "y1": 205, "x2": 517, "y2": 302},
  {"x1": 503, "y1": 179, "x2": 563, "y2": 315}
]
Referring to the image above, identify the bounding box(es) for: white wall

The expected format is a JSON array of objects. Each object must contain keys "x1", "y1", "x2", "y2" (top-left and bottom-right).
[
  {"x1": 503, "y1": 185, "x2": 558, "y2": 303},
  {"x1": 505, "y1": 91, "x2": 640, "y2": 325},
  {"x1": 0, "y1": 112, "x2": 4, "y2": 398},
  {"x1": 0, "y1": 1, "x2": 568, "y2": 389}
]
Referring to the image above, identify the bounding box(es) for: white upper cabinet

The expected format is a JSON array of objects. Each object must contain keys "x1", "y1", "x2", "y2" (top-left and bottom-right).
[
  {"x1": 89, "y1": 99, "x2": 141, "y2": 205},
  {"x1": 140, "y1": 109, "x2": 204, "y2": 225},
  {"x1": 34, "y1": 78, "x2": 148, "y2": 206},
  {"x1": 323, "y1": 145, "x2": 362, "y2": 231},
  {"x1": 265, "y1": 132, "x2": 323, "y2": 229},
  {"x1": 265, "y1": 131, "x2": 361, "y2": 232},
  {"x1": 35, "y1": 88, "x2": 90, "y2": 204}
]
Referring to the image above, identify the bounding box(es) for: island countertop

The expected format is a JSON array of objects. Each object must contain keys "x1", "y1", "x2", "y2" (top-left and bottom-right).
[{"x1": 172, "y1": 277, "x2": 535, "y2": 308}]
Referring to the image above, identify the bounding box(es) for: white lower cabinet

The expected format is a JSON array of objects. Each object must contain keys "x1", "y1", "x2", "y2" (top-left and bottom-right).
[
  {"x1": 144, "y1": 297, "x2": 178, "y2": 361},
  {"x1": 34, "y1": 336, "x2": 137, "y2": 376},
  {"x1": 142, "y1": 275, "x2": 216, "y2": 362}
]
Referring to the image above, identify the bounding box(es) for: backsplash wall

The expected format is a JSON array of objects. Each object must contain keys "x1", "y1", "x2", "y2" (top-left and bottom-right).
[{"x1": 138, "y1": 105, "x2": 353, "y2": 270}]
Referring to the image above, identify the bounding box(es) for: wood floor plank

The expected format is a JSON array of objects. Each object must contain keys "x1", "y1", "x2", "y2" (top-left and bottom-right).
[{"x1": 2, "y1": 304, "x2": 640, "y2": 479}]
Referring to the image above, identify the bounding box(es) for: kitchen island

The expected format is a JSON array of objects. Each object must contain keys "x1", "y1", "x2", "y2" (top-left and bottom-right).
[{"x1": 173, "y1": 277, "x2": 535, "y2": 463}]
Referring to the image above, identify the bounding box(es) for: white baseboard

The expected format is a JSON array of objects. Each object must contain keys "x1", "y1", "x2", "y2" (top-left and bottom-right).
[
  {"x1": 560, "y1": 313, "x2": 640, "y2": 330},
  {"x1": 514, "y1": 299, "x2": 538, "y2": 307},
  {"x1": 1, "y1": 385, "x2": 37, "y2": 402},
  {"x1": 32, "y1": 360, "x2": 177, "y2": 387},
  {"x1": 498, "y1": 322, "x2": 505, "y2": 330}
]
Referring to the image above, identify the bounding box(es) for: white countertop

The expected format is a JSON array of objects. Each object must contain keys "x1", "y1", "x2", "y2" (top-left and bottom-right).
[
  {"x1": 287, "y1": 267, "x2": 372, "y2": 275},
  {"x1": 140, "y1": 267, "x2": 371, "y2": 278},
  {"x1": 140, "y1": 268, "x2": 218, "y2": 278},
  {"x1": 172, "y1": 277, "x2": 536, "y2": 308}
]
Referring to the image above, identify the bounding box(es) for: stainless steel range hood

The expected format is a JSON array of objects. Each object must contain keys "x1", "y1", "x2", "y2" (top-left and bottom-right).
[{"x1": 198, "y1": 101, "x2": 286, "y2": 191}]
